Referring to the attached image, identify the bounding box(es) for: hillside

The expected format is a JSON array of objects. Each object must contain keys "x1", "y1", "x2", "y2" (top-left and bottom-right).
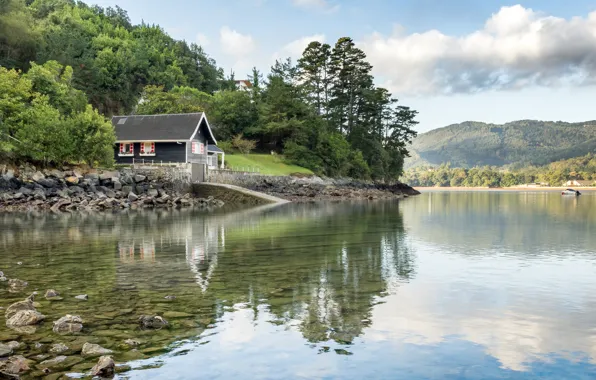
[{"x1": 405, "y1": 120, "x2": 596, "y2": 169}]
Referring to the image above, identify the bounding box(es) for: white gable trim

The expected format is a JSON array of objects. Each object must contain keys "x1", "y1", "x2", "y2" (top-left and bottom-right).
[{"x1": 189, "y1": 113, "x2": 217, "y2": 145}]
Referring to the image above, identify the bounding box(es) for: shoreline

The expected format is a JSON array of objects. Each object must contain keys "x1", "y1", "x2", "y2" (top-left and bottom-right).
[{"x1": 414, "y1": 186, "x2": 596, "y2": 192}]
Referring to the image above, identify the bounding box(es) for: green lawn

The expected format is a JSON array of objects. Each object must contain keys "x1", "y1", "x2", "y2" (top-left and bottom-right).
[{"x1": 223, "y1": 154, "x2": 313, "y2": 176}]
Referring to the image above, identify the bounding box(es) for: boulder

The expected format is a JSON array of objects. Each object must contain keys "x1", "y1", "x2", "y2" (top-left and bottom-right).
[
  {"x1": 5, "y1": 295, "x2": 35, "y2": 319},
  {"x1": 17, "y1": 187, "x2": 32, "y2": 196},
  {"x1": 64, "y1": 176, "x2": 79, "y2": 185},
  {"x1": 48, "y1": 169, "x2": 65, "y2": 179},
  {"x1": 99, "y1": 171, "x2": 119, "y2": 181},
  {"x1": 44, "y1": 289, "x2": 60, "y2": 299},
  {"x1": 36, "y1": 178, "x2": 57, "y2": 188},
  {"x1": 0, "y1": 355, "x2": 30, "y2": 376},
  {"x1": 138, "y1": 315, "x2": 169, "y2": 329},
  {"x1": 82, "y1": 343, "x2": 113, "y2": 357},
  {"x1": 5, "y1": 342, "x2": 20, "y2": 351},
  {"x1": 147, "y1": 188, "x2": 158, "y2": 197},
  {"x1": 84, "y1": 173, "x2": 99, "y2": 181},
  {"x1": 127, "y1": 192, "x2": 138, "y2": 202},
  {"x1": 49, "y1": 343, "x2": 69, "y2": 354},
  {"x1": 113, "y1": 180, "x2": 122, "y2": 191},
  {"x1": 32, "y1": 190, "x2": 46, "y2": 201},
  {"x1": 68, "y1": 186, "x2": 83, "y2": 194},
  {"x1": 91, "y1": 356, "x2": 115, "y2": 378},
  {"x1": 134, "y1": 175, "x2": 146, "y2": 183},
  {"x1": 2, "y1": 170, "x2": 14, "y2": 180},
  {"x1": 6, "y1": 310, "x2": 46, "y2": 327},
  {"x1": 121, "y1": 186, "x2": 132, "y2": 195},
  {"x1": 52, "y1": 315, "x2": 83, "y2": 334},
  {"x1": 31, "y1": 171, "x2": 45, "y2": 182}
]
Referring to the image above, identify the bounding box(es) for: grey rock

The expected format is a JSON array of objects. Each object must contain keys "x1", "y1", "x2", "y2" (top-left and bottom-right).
[
  {"x1": 121, "y1": 185, "x2": 132, "y2": 195},
  {"x1": 99, "y1": 171, "x2": 119, "y2": 180},
  {"x1": 45, "y1": 289, "x2": 60, "y2": 299},
  {"x1": 0, "y1": 343, "x2": 13, "y2": 357},
  {"x1": 5, "y1": 342, "x2": 20, "y2": 351},
  {"x1": 17, "y1": 187, "x2": 32, "y2": 196},
  {"x1": 7, "y1": 279, "x2": 27, "y2": 291},
  {"x1": 6, "y1": 310, "x2": 46, "y2": 327},
  {"x1": 105, "y1": 189, "x2": 116, "y2": 198},
  {"x1": 123, "y1": 339, "x2": 141, "y2": 347},
  {"x1": 12, "y1": 193, "x2": 23, "y2": 200},
  {"x1": 82, "y1": 342, "x2": 113, "y2": 357},
  {"x1": 32, "y1": 190, "x2": 46, "y2": 201},
  {"x1": 0, "y1": 355, "x2": 29, "y2": 375},
  {"x1": 5, "y1": 296, "x2": 36, "y2": 319},
  {"x1": 134, "y1": 175, "x2": 146, "y2": 183},
  {"x1": 49, "y1": 343, "x2": 69, "y2": 354},
  {"x1": 52, "y1": 315, "x2": 83, "y2": 334},
  {"x1": 113, "y1": 180, "x2": 122, "y2": 191},
  {"x1": 74, "y1": 294, "x2": 88, "y2": 300},
  {"x1": 37, "y1": 178, "x2": 57, "y2": 188},
  {"x1": 128, "y1": 192, "x2": 138, "y2": 202},
  {"x1": 2, "y1": 170, "x2": 14, "y2": 180},
  {"x1": 68, "y1": 186, "x2": 84, "y2": 194},
  {"x1": 48, "y1": 169, "x2": 65, "y2": 179},
  {"x1": 147, "y1": 188, "x2": 159, "y2": 197},
  {"x1": 91, "y1": 355, "x2": 115, "y2": 377},
  {"x1": 138, "y1": 315, "x2": 169, "y2": 329},
  {"x1": 31, "y1": 171, "x2": 45, "y2": 182},
  {"x1": 84, "y1": 173, "x2": 99, "y2": 181}
]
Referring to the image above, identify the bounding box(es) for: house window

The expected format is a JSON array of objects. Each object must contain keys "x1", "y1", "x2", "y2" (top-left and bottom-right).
[
  {"x1": 140, "y1": 142, "x2": 156, "y2": 156},
  {"x1": 119, "y1": 143, "x2": 134, "y2": 156},
  {"x1": 192, "y1": 142, "x2": 204, "y2": 154}
]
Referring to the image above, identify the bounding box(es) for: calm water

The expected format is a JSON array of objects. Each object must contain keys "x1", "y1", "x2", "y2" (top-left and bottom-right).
[{"x1": 0, "y1": 192, "x2": 595, "y2": 379}]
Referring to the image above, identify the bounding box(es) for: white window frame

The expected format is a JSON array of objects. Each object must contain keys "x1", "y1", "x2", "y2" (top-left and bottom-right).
[
  {"x1": 192, "y1": 141, "x2": 204, "y2": 155},
  {"x1": 118, "y1": 143, "x2": 134, "y2": 157},
  {"x1": 139, "y1": 141, "x2": 156, "y2": 156}
]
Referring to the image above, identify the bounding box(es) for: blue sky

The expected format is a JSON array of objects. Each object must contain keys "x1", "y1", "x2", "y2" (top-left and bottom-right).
[{"x1": 87, "y1": 0, "x2": 596, "y2": 133}]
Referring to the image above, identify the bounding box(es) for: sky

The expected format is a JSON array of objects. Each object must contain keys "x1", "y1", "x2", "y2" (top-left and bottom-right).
[{"x1": 85, "y1": 0, "x2": 596, "y2": 133}]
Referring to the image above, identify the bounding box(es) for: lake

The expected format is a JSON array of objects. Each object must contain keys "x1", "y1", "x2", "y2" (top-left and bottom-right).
[{"x1": 0, "y1": 191, "x2": 595, "y2": 379}]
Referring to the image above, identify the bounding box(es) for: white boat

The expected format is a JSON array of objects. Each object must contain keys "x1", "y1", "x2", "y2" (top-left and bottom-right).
[{"x1": 562, "y1": 188, "x2": 581, "y2": 196}]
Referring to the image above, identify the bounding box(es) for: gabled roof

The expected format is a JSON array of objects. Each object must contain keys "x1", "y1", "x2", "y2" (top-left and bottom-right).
[{"x1": 112, "y1": 113, "x2": 217, "y2": 144}]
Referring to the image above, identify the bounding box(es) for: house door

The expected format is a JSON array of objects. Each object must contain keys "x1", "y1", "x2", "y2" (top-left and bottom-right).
[{"x1": 191, "y1": 163, "x2": 205, "y2": 182}]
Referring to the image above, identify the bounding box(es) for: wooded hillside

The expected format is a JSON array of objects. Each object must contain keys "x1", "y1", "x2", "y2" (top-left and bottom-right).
[{"x1": 405, "y1": 120, "x2": 596, "y2": 169}]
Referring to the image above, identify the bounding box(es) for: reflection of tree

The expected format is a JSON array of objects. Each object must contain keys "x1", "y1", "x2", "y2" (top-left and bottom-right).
[{"x1": 0, "y1": 202, "x2": 416, "y2": 347}]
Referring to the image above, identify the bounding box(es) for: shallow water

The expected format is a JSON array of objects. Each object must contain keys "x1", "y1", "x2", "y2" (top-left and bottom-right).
[{"x1": 0, "y1": 192, "x2": 595, "y2": 379}]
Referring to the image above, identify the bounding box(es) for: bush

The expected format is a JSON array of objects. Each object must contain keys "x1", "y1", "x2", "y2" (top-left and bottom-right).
[
  {"x1": 232, "y1": 134, "x2": 257, "y2": 154},
  {"x1": 217, "y1": 141, "x2": 234, "y2": 154}
]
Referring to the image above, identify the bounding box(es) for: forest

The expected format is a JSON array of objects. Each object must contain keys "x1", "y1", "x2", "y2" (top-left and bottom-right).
[
  {"x1": 405, "y1": 120, "x2": 596, "y2": 170},
  {"x1": 0, "y1": 0, "x2": 418, "y2": 181},
  {"x1": 402, "y1": 154, "x2": 596, "y2": 187}
]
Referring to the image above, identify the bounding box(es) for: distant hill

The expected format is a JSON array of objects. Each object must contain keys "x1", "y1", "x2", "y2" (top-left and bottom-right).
[{"x1": 405, "y1": 120, "x2": 596, "y2": 169}]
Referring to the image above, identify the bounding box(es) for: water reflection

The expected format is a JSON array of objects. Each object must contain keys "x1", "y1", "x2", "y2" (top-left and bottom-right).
[{"x1": 0, "y1": 194, "x2": 595, "y2": 379}]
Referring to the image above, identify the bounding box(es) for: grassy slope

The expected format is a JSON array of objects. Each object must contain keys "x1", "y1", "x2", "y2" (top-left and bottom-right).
[{"x1": 224, "y1": 154, "x2": 313, "y2": 176}]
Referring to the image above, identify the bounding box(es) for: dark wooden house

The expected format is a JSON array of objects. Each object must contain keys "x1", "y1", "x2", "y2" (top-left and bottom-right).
[{"x1": 112, "y1": 113, "x2": 218, "y2": 166}]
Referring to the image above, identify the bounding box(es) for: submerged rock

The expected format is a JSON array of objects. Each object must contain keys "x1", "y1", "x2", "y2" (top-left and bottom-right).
[
  {"x1": 7, "y1": 279, "x2": 27, "y2": 292},
  {"x1": 0, "y1": 343, "x2": 13, "y2": 357},
  {"x1": 38, "y1": 355, "x2": 83, "y2": 371},
  {"x1": 6, "y1": 310, "x2": 46, "y2": 327},
  {"x1": 123, "y1": 339, "x2": 141, "y2": 347},
  {"x1": 5, "y1": 342, "x2": 20, "y2": 351},
  {"x1": 81, "y1": 342, "x2": 113, "y2": 357},
  {"x1": 74, "y1": 294, "x2": 88, "y2": 301},
  {"x1": 163, "y1": 311, "x2": 193, "y2": 319},
  {"x1": 52, "y1": 315, "x2": 83, "y2": 334},
  {"x1": 91, "y1": 355, "x2": 115, "y2": 378},
  {"x1": 0, "y1": 355, "x2": 30, "y2": 376},
  {"x1": 164, "y1": 295, "x2": 176, "y2": 300},
  {"x1": 44, "y1": 289, "x2": 60, "y2": 299},
  {"x1": 49, "y1": 343, "x2": 69, "y2": 354},
  {"x1": 138, "y1": 315, "x2": 169, "y2": 329},
  {"x1": 5, "y1": 294, "x2": 36, "y2": 319}
]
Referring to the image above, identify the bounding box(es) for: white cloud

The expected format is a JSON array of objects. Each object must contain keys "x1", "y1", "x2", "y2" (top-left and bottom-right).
[
  {"x1": 196, "y1": 33, "x2": 210, "y2": 47},
  {"x1": 273, "y1": 34, "x2": 326, "y2": 61},
  {"x1": 292, "y1": 0, "x2": 339, "y2": 13},
  {"x1": 358, "y1": 5, "x2": 596, "y2": 96},
  {"x1": 219, "y1": 26, "x2": 256, "y2": 57}
]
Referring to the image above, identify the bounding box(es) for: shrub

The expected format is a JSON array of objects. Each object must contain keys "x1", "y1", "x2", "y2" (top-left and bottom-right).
[{"x1": 232, "y1": 134, "x2": 256, "y2": 154}]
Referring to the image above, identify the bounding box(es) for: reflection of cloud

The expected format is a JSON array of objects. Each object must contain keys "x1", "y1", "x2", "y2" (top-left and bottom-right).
[{"x1": 365, "y1": 246, "x2": 596, "y2": 371}]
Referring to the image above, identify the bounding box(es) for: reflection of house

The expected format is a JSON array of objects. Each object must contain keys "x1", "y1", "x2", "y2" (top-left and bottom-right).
[
  {"x1": 563, "y1": 180, "x2": 594, "y2": 187},
  {"x1": 118, "y1": 240, "x2": 156, "y2": 263}
]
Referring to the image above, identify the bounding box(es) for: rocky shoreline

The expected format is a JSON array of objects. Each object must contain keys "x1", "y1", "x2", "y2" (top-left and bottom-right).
[
  {"x1": 208, "y1": 174, "x2": 420, "y2": 202},
  {"x1": 0, "y1": 164, "x2": 224, "y2": 213}
]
